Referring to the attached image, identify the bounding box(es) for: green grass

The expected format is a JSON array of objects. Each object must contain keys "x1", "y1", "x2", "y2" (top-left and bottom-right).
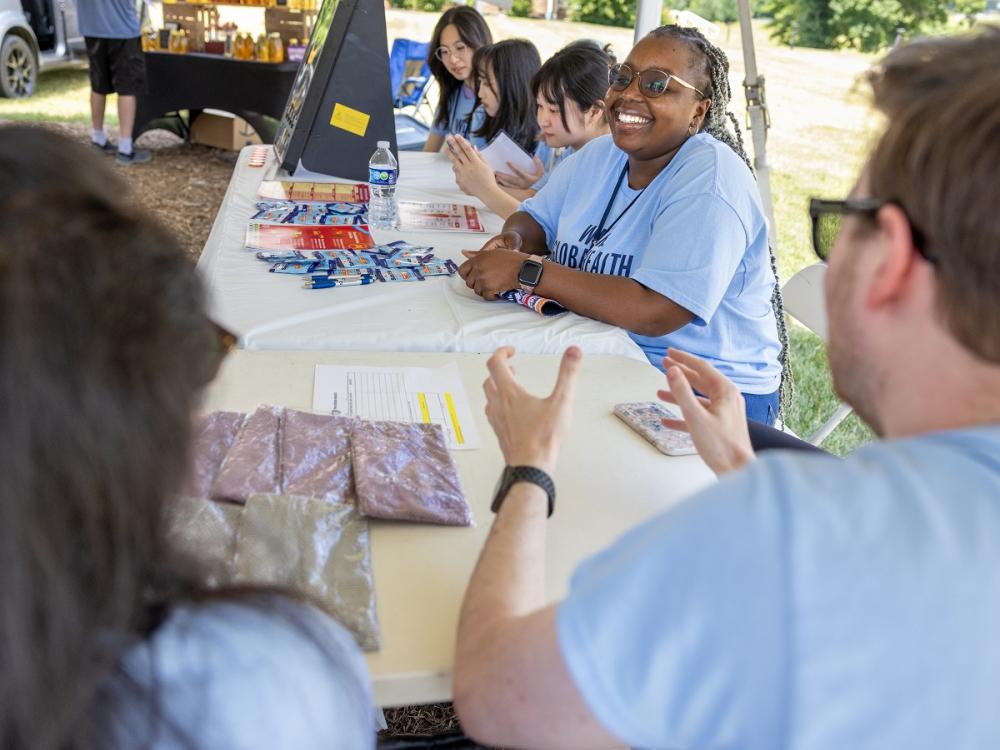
[
  {"x1": 0, "y1": 14, "x2": 880, "y2": 454},
  {"x1": 786, "y1": 324, "x2": 874, "y2": 455},
  {"x1": 0, "y1": 67, "x2": 117, "y2": 125}
]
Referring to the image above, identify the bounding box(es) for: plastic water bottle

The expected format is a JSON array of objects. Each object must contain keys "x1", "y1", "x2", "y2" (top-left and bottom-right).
[{"x1": 368, "y1": 140, "x2": 399, "y2": 230}]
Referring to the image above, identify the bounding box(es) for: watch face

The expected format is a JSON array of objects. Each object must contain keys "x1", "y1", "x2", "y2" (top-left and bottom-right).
[{"x1": 518, "y1": 259, "x2": 544, "y2": 287}]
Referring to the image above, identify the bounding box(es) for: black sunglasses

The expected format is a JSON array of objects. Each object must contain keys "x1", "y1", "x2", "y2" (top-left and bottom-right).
[
  {"x1": 608, "y1": 63, "x2": 705, "y2": 99},
  {"x1": 808, "y1": 197, "x2": 934, "y2": 264}
]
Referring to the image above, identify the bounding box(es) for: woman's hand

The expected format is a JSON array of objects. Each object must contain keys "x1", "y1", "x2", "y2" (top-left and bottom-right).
[
  {"x1": 445, "y1": 135, "x2": 498, "y2": 198},
  {"x1": 496, "y1": 155, "x2": 545, "y2": 189},
  {"x1": 458, "y1": 235, "x2": 527, "y2": 299},
  {"x1": 657, "y1": 348, "x2": 755, "y2": 476},
  {"x1": 483, "y1": 346, "x2": 582, "y2": 474}
]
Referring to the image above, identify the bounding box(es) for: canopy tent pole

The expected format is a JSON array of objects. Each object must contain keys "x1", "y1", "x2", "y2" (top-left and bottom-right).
[
  {"x1": 737, "y1": 0, "x2": 777, "y2": 246},
  {"x1": 634, "y1": 0, "x2": 664, "y2": 43}
]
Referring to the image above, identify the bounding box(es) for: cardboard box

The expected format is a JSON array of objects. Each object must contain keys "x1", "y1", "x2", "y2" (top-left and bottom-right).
[{"x1": 190, "y1": 111, "x2": 263, "y2": 151}]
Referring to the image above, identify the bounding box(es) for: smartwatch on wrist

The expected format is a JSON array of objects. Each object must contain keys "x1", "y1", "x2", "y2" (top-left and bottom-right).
[
  {"x1": 491, "y1": 465, "x2": 556, "y2": 517},
  {"x1": 517, "y1": 257, "x2": 545, "y2": 293}
]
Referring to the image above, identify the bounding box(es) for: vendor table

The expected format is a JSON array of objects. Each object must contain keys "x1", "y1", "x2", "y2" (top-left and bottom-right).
[
  {"x1": 202, "y1": 349, "x2": 715, "y2": 706},
  {"x1": 135, "y1": 52, "x2": 299, "y2": 141},
  {"x1": 197, "y1": 146, "x2": 647, "y2": 360}
]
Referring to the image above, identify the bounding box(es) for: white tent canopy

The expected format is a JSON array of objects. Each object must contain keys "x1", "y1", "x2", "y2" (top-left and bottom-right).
[{"x1": 634, "y1": 0, "x2": 776, "y2": 246}]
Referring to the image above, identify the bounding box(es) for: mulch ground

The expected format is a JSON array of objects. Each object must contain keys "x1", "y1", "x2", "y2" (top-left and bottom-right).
[{"x1": 3, "y1": 121, "x2": 235, "y2": 259}]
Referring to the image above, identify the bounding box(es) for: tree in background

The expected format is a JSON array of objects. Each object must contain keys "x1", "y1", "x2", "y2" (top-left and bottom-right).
[
  {"x1": 572, "y1": 0, "x2": 636, "y2": 28},
  {"x1": 676, "y1": 0, "x2": 741, "y2": 24},
  {"x1": 763, "y1": 0, "x2": 973, "y2": 51}
]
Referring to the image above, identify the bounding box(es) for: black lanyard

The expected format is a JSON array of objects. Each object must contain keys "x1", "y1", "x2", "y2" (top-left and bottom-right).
[{"x1": 587, "y1": 164, "x2": 647, "y2": 257}]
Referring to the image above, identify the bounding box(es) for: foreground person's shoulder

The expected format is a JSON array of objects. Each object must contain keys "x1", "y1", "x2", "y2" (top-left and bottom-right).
[{"x1": 125, "y1": 596, "x2": 375, "y2": 748}]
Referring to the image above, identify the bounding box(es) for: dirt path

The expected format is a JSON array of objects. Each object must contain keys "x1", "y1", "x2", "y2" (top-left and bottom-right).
[{"x1": 2, "y1": 121, "x2": 236, "y2": 258}]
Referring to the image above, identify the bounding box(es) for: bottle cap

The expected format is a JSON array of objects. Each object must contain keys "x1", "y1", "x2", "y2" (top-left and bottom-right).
[{"x1": 377, "y1": 140, "x2": 390, "y2": 149}]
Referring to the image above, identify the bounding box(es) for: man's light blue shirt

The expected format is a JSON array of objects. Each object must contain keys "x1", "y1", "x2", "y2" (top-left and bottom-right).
[
  {"x1": 558, "y1": 425, "x2": 1000, "y2": 749},
  {"x1": 521, "y1": 134, "x2": 780, "y2": 393},
  {"x1": 76, "y1": 0, "x2": 140, "y2": 38}
]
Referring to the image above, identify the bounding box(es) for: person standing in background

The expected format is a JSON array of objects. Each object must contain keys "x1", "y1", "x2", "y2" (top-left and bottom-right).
[{"x1": 77, "y1": 0, "x2": 152, "y2": 164}]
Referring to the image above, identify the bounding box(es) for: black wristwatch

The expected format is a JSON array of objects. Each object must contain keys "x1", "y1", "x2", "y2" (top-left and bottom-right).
[
  {"x1": 491, "y1": 465, "x2": 555, "y2": 517},
  {"x1": 517, "y1": 257, "x2": 545, "y2": 292}
]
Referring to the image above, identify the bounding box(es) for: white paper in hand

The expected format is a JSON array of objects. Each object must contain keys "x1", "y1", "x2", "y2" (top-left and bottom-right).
[{"x1": 479, "y1": 131, "x2": 536, "y2": 175}]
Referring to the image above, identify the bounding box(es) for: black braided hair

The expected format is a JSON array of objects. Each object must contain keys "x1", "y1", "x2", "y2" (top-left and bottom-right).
[{"x1": 648, "y1": 24, "x2": 794, "y2": 420}]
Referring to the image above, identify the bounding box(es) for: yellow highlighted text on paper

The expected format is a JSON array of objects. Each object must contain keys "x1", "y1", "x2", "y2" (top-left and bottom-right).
[
  {"x1": 418, "y1": 393, "x2": 431, "y2": 423},
  {"x1": 445, "y1": 392, "x2": 465, "y2": 445},
  {"x1": 330, "y1": 103, "x2": 370, "y2": 137}
]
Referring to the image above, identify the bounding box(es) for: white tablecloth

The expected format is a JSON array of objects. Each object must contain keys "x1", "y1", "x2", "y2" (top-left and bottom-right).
[
  {"x1": 197, "y1": 147, "x2": 647, "y2": 360},
  {"x1": 202, "y1": 350, "x2": 715, "y2": 707}
]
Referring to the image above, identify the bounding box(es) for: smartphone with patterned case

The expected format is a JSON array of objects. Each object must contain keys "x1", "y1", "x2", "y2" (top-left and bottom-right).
[{"x1": 613, "y1": 402, "x2": 697, "y2": 456}]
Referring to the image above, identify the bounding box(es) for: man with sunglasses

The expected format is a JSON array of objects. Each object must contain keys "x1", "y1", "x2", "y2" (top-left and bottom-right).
[{"x1": 452, "y1": 30, "x2": 1000, "y2": 750}]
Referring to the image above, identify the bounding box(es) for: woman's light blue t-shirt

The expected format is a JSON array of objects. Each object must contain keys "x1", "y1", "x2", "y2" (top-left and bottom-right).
[
  {"x1": 531, "y1": 142, "x2": 575, "y2": 191},
  {"x1": 521, "y1": 134, "x2": 781, "y2": 393},
  {"x1": 431, "y1": 85, "x2": 487, "y2": 148},
  {"x1": 557, "y1": 424, "x2": 1000, "y2": 749},
  {"x1": 114, "y1": 601, "x2": 374, "y2": 748}
]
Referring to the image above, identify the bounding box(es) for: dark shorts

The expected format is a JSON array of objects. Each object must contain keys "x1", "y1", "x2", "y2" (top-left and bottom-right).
[{"x1": 84, "y1": 36, "x2": 146, "y2": 96}]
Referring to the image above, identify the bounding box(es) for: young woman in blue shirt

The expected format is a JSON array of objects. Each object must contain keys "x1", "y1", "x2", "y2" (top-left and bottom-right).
[
  {"x1": 448, "y1": 39, "x2": 612, "y2": 219},
  {"x1": 458, "y1": 26, "x2": 786, "y2": 424},
  {"x1": 424, "y1": 6, "x2": 493, "y2": 154}
]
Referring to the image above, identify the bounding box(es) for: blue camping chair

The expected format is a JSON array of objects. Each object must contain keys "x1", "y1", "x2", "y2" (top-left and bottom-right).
[
  {"x1": 388, "y1": 38, "x2": 435, "y2": 124},
  {"x1": 389, "y1": 38, "x2": 435, "y2": 151}
]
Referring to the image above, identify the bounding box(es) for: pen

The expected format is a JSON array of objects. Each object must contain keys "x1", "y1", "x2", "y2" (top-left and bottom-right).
[{"x1": 304, "y1": 277, "x2": 376, "y2": 289}]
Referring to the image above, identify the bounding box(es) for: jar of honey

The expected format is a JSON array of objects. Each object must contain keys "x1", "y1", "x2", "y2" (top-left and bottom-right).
[{"x1": 266, "y1": 32, "x2": 284, "y2": 64}]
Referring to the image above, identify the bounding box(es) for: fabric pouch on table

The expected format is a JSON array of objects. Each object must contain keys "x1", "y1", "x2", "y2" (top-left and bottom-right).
[
  {"x1": 351, "y1": 420, "x2": 471, "y2": 526},
  {"x1": 233, "y1": 493, "x2": 380, "y2": 651},
  {"x1": 184, "y1": 410, "x2": 248, "y2": 498},
  {"x1": 210, "y1": 405, "x2": 283, "y2": 504},
  {"x1": 167, "y1": 495, "x2": 245, "y2": 586},
  {"x1": 281, "y1": 409, "x2": 356, "y2": 504}
]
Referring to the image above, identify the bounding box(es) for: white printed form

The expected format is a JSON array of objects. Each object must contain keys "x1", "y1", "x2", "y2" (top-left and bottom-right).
[{"x1": 312, "y1": 362, "x2": 481, "y2": 450}]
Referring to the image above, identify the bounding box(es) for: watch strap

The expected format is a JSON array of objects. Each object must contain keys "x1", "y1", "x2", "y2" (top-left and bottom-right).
[{"x1": 491, "y1": 465, "x2": 555, "y2": 517}]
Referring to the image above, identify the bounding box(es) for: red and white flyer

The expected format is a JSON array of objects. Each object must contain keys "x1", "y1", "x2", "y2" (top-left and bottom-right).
[{"x1": 397, "y1": 201, "x2": 486, "y2": 233}]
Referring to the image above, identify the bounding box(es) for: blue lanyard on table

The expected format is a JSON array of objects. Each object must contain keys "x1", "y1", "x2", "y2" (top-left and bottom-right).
[{"x1": 582, "y1": 164, "x2": 647, "y2": 269}]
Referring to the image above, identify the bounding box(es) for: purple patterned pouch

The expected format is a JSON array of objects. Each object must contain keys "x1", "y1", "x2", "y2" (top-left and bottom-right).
[
  {"x1": 210, "y1": 405, "x2": 283, "y2": 504},
  {"x1": 281, "y1": 409, "x2": 356, "y2": 504},
  {"x1": 351, "y1": 420, "x2": 471, "y2": 526},
  {"x1": 184, "y1": 410, "x2": 248, "y2": 498}
]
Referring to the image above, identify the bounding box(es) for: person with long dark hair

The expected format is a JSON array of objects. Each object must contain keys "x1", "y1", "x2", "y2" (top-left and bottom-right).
[
  {"x1": 447, "y1": 39, "x2": 612, "y2": 219},
  {"x1": 0, "y1": 126, "x2": 373, "y2": 749},
  {"x1": 469, "y1": 39, "x2": 541, "y2": 155},
  {"x1": 424, "y1": 5, "x2": 492, "y2": 154}
]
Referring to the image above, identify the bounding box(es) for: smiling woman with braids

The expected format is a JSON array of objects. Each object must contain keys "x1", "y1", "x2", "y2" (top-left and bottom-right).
[{"x1": 459, "y1": 25, "x2": 784, "y2": 424}]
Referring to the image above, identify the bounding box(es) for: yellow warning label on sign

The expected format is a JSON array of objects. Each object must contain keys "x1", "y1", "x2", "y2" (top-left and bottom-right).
[{"x1": 330, "y1": 103, "x2": 370, "y2": 137}]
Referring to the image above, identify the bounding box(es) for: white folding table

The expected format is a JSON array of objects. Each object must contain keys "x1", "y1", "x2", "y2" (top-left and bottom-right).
[{"x1": 202, "y1": 349, "x2": 715, "y2": 707}]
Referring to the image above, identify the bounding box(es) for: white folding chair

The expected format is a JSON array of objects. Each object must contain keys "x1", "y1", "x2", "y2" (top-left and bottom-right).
[{"x1": 782, "y1": 262, "x2": 854, "y2": 445}]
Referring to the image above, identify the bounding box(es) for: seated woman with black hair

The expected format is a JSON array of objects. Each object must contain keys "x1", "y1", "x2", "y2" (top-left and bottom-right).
[
  {"x1": 0, "y1": 126, "x2": 373, "y2": 748},
  {"x1": 424, "y1": 5, "x2": 493, "y2": 153},
  {"x1": 458, "y1": 26, "x2": 786, "y2": 425},
  {"x1": 448, "y1": 39, "x2": 612, "y2": 219},
  {"x1": 467, "y1": 38, "x2": 541, "y2": 154}
]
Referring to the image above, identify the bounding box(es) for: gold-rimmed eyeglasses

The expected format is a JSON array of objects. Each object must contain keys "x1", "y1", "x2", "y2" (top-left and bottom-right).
[{"x1": 608, "y1": 63, "x2": 705, "y2": 99}]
